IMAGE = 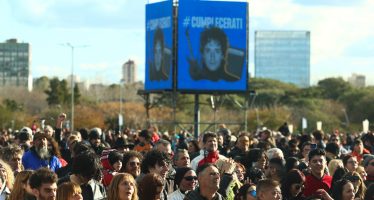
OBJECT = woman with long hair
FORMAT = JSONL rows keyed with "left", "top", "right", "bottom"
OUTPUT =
{"left": 8, "top": 170, "right": 34, "bottom": 200}
{"left": 328, "top": 159, "right": 343, "bottom": 177}
{"left": 331, "top": 179, "right": 355, "bottom": 200}
{"left": 343, "top": 155, "right": 358, "bottom": 173}
{"left": 107, "top": 173, "right": 138, "bottom": 200}
{"left": 281, "top": 169, "right": 306, "bottom": 200}
{"left": 138, "top": 173, "right": 164, "bottom": 200}
{"left": 0, "top": 159, "right": 15, "bottom": 198}
{"left": 343, "top": 171, "right": 367, "bottom": 200}
{"left": 56, "top": 182, "right": 82, "bottom": 200}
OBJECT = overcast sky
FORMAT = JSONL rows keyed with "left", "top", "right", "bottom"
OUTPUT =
{"left": 1, "top": 0, "right": 373, "bottom": 85}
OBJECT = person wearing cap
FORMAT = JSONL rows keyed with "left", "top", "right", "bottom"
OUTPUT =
{"left": 22, "top": 132, "right": 62, "bottom": 172}
{"left": 16, "top": 127, "right": 33, "bottom": 152}
{"left": 114, "top": 137, "right": 133, "bottom": 153}
{"left": 364, "top": 154, "right": 374, "bottom": 187}
{"left": 89, "top": 128, "right": 106, "bottom": 156}
{"left": 167, "top": 167, "right": 197, "bottom": 200}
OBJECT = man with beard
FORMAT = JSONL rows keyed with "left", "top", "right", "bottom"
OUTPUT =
{"left": 29, "top": 168, "right": 58, "bottom": 200}
{"left": 22, "top": 132, "right": 62, "bottom": 172}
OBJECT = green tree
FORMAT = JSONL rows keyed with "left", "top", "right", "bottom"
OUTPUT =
{"left": 317, "top": 77, "right": 352, "bottom": 100}
{"left": 3, "top": 99, "right": 23, "bottom": 112}
{"left": 45, "top": 78, "right": 71, "bottom": 106}
{"left": 45, "top": 78, "right": 61, "bottom": 105}
{"left": 34, "top": 76, "right": 50, "bottom": 91}
{"left": 74, "top": 84, "right": 81, "bottom": 104}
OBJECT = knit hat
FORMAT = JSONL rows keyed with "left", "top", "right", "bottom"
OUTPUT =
{"left": 89, "top": 128, "right": 102, "bottom": 140}
{"left": 33, "top": 132, "right": 48, "bottom": 141}
{"left": 174, "top": 167, "right": 193, "bottom": 186}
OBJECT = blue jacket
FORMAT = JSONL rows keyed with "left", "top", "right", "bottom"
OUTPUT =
{"left": 22, "top": 148, "right": 62, "bottom": 172}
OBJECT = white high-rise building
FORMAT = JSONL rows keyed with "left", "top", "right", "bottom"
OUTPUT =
{"left": 348, "top": 73, "right": 365, "bottom": 88}
{"left": 122, "top": 60, "right": 136, "bottom": 84}
{"left": 255, "top": 31, "right": 310, "bottom": 88}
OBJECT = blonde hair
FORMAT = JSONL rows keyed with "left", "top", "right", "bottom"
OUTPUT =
{"left": 8, "top": 170, "right": 33, "bottom": 200}
{"left": 107, "top": 173, "right": 138, "bottom": 200}
{"left": 56, "top": 182, "right": 82, "bottom": 200}
{"left": 328, "top": 159, "right": 343, "bottom": 176}
{"left": 0, "top": 159, "right": 15, "bottom": 190}
{"left": 343, "top": 171, "right": 366, "bottom": 200}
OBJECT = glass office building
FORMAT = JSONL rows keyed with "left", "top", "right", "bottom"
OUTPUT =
{"left": 255, "top": 31, "right": 310, "bottom": 87}
{"left": 0, "top": 39, "right": 31, "bottom": 89}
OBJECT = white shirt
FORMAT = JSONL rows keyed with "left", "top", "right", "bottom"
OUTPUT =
{"left": 168, "top": 189, "right": 185, "bottom": 200}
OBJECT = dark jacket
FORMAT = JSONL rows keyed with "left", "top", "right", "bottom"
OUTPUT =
{"left": 227, "top": 146, "right": 246, "bottom": 161}
{"left": 58, "top": 175, "right": 106, "bottom": 200}
{"left": 184, "top": 188, "right": 226, "bottom": 200}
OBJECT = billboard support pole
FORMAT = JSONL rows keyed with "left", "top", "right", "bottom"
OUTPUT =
{"left": 194, "top": 94, "right": 200, "bottom": 138}
{"left": 244, "top": 93, "right": 248, "bottom": 132}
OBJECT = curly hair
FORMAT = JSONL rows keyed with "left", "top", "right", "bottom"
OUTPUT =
{"left": 199, "top": 27, "right": 228, "bottom": 64}
{"left": 140, "top": 150, "right": 171, "bottom": 174}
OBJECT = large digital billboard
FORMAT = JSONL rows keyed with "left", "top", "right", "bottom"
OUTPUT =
{"left": 145, "top": 1, "right": 173, "bottom": 91}
{"left": 177, "top": 0, "right": 248, "bottom": 92}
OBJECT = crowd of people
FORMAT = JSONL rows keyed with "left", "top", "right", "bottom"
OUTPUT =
{"left": 0, "top": 113, "right": 373, "bottom": 200}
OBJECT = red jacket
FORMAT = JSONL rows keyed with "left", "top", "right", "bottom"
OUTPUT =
{"left": 351, "top": 148, "right": 370, "bottom": 163}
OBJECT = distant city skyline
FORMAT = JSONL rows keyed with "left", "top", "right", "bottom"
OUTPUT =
{"left": 1, "top": 0, "right": 373, "bottom": 85}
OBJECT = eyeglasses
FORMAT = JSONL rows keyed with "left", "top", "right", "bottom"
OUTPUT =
{"left": 129, "top": 161, "right": 140, "bottom": 167}
{"left": 184, "top": 176, "right": 198, "bottom": 181}
{"left": 294, "top": 184, "right": 304, "bottom": 190}
{"left": 248, "top": 190, "right": 256, "bottom": 197}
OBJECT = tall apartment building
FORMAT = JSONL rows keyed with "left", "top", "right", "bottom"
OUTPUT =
{"left": 122, "top": 59, "right": 136, "bottom": 84}
{"left": 255, "top": 31, "right": 310, "bottom": 87}
{"left": 348, "top": 73, "right": 365, "bottom": 88}
{"left": 0, "top": 39, "right": 32, "bottom": 90}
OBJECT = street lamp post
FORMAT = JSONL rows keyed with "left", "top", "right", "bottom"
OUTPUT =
{"left": 119, "top": 80, "right": 124, "bottom": 132}
{"left": 66, "top": 43, "right": 75, "bottom": 132}
{"left": 63, "top": 43, "right": 88, "bottom": 131}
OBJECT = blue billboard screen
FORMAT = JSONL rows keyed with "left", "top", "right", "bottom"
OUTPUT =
{"left": 145, "top": 1, "right": 173, "bottom": 91}
{"left": 177, "top": 0, "right": 248, "bottom": 91}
